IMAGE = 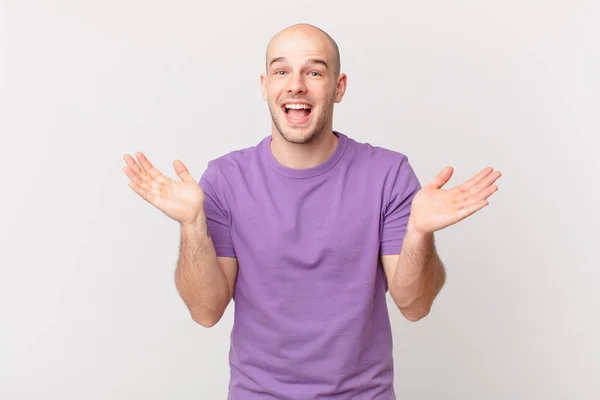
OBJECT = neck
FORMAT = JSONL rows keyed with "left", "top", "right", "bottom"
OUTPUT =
{"left": 270, "top": 129, "right": 338, "bottom": 169}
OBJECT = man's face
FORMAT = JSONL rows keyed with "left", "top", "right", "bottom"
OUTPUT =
{"left": 261, "top": 30, "right": 346, "bottom": 144}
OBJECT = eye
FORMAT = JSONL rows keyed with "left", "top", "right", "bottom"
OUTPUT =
{"left": 275, "top": 70, "right": 286, "bottom": 75}
{"left": 309, "top": 71, "right": 321, "bottom": 77}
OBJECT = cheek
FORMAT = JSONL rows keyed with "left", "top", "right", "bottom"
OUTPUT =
{"left": 266, "top": 86, "right": 283, "bottom": 103}
{"left": 266, "top": 92, "right": 282, "bottom": 113}
{"left": 310, "top": 83, "right": 333, "bottom": 101}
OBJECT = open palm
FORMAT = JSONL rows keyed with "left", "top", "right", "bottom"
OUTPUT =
{"left": 409, "top": 166, "right": 501, "bottom": 235}
{"left": 123, "top": 152, "right": 204, "bottom": 225}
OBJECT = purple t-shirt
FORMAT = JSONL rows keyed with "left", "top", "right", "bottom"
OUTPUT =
{"left": 199, "top": 131, "right": 421, "bottom": 399}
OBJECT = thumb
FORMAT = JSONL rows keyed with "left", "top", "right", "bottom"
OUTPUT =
{"left": 173, "top": 159, "right": 195, "bottom": 182}
{"left": 430, "top": 166, "right": 453, "bottom": 189}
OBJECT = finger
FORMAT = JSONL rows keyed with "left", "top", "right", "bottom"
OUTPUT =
{"left": 123, "top": 153, "right": 141, "bottom": 171}
{"left": 135, "top": 152, "right": 163, "bottom": 179}
{"left": 467, "top": 183, "right": 499, "bottom": 203}
{"left": 128, "top": 179, "right": 161, "bottom": 206}
{"left": 430, "top": 166, "right": 454, "bottom": 189}
{"left": 459, "top": 167, "right": 494, "bottom": 192}
{"left": 456, "top": 199, "right": 489, "bottom": 220}
{"left": 123, "top": 160, "right": 157, "bottom": 198}
{"left": 123, "top": 154, "right": 148, "bottom": 181}
{"left": 463, "top": 171, "right": 501, "bottom": 199}
{"left": 127, "top": 179, "right": 150, "bottom": 201}
{"left": 124, "top": 154, "right": 158, "bottom": 192}
{"left": 123, "top": 164, "right": 151, "bottom": 192}
{"left": 173, "top": 159, "right": 195, "bottom": 183}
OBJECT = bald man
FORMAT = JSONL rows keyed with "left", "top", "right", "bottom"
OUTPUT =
{"left": 123, "top": 23, "right": 501, "bottom": 400}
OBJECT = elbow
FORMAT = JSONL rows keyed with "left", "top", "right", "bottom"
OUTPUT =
{"left": 391, "top": 291, "right": 431, "bottom": 322}
{"left": 191, "top": 313, "right": 220, "bottom": 328}
{"left": 190, "top": 309, "right": 223, "bottom": 328}
{"left": 397, "top": 299, "right": 431, "bottom": 322}
{"left": 401, "top": 308, "right": 430, "bottom": 322}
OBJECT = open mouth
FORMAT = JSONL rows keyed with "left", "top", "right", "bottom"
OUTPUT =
{"left": 282, "top": 103, "right": 312, "bottom": 125}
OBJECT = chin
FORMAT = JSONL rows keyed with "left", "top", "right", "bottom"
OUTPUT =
{"left": 280, "top": 125, "right": 322, "bottom": 144}
{"left": 281, "top": 131, "right": 316, "bottom": 144}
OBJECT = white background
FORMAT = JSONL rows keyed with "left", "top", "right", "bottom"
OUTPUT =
{"left": 1, "top": 1, "right": 598, "bottom": 398}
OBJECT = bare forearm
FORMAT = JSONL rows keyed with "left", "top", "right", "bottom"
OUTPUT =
{"left": 390, "top": 227, "right": 446, "bottom": 321}
{"left": 174, "top": 214, "right": 230, "bottom": 327}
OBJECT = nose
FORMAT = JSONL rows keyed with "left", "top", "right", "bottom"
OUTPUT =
{"left": 287, "top": 72, "right": 307, "bottom": 94}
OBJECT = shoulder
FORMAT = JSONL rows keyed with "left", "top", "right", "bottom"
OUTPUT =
{"left": 343, "top": 133, "right": 412, "bottom": 173}
{"left": 201, "top": 137, "right": 267, "bottom": 183}
{"left": 206, "top": 142, "right": 263, "bottom": 173}
{"left": 342, "top": 133, "right": 421, "bottom": 196}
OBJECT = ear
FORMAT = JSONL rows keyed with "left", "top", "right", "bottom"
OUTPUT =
{"left": 334, "top": 73, "right": 347, "bottom": 103}
{"left": 260, "top": 73, "right": 268, "bottom": 101}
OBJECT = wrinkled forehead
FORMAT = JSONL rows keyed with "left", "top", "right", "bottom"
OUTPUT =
{"left": 266, "top": 30, "right": 334, "bottom": 69}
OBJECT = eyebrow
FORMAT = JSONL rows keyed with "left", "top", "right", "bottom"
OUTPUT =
{"left": 268, "top": 56, "right": 329, "bottom": 70}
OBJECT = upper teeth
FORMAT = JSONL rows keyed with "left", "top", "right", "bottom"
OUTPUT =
{"left": 285, "top": 104, "right": 311, "bottom": 109}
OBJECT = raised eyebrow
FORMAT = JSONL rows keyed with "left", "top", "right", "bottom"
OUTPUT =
{"left": 268, "top": 56, "right": 286, "bottom": 68}
{"left": 268, "top": 57, "right": 329, "bottom": 70}
{"left": 306, "top": 58, "right": 328, "bottom": 69}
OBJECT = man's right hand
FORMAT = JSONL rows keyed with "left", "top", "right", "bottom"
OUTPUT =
{"left": 123, "top": 152, "right": 205, "bottom": 226}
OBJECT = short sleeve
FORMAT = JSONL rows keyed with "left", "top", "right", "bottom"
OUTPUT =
{"left": 380, "top": 155, "right": 422, "bottom": 255}
{"left": 198, "top": 161, "right": 236, "bottom": 258}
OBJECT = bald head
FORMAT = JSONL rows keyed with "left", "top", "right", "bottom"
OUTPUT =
{"left": 266, "top": 24, "right": 341, "bottom": 77}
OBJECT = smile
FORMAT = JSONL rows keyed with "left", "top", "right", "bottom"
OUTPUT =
{"left": 282, "top": 103, "right": 312, "bottom": 125}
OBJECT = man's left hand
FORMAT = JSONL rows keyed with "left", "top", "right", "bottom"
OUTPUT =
{"left": 408, "top": 166, "right": 502, "bottom": 236}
